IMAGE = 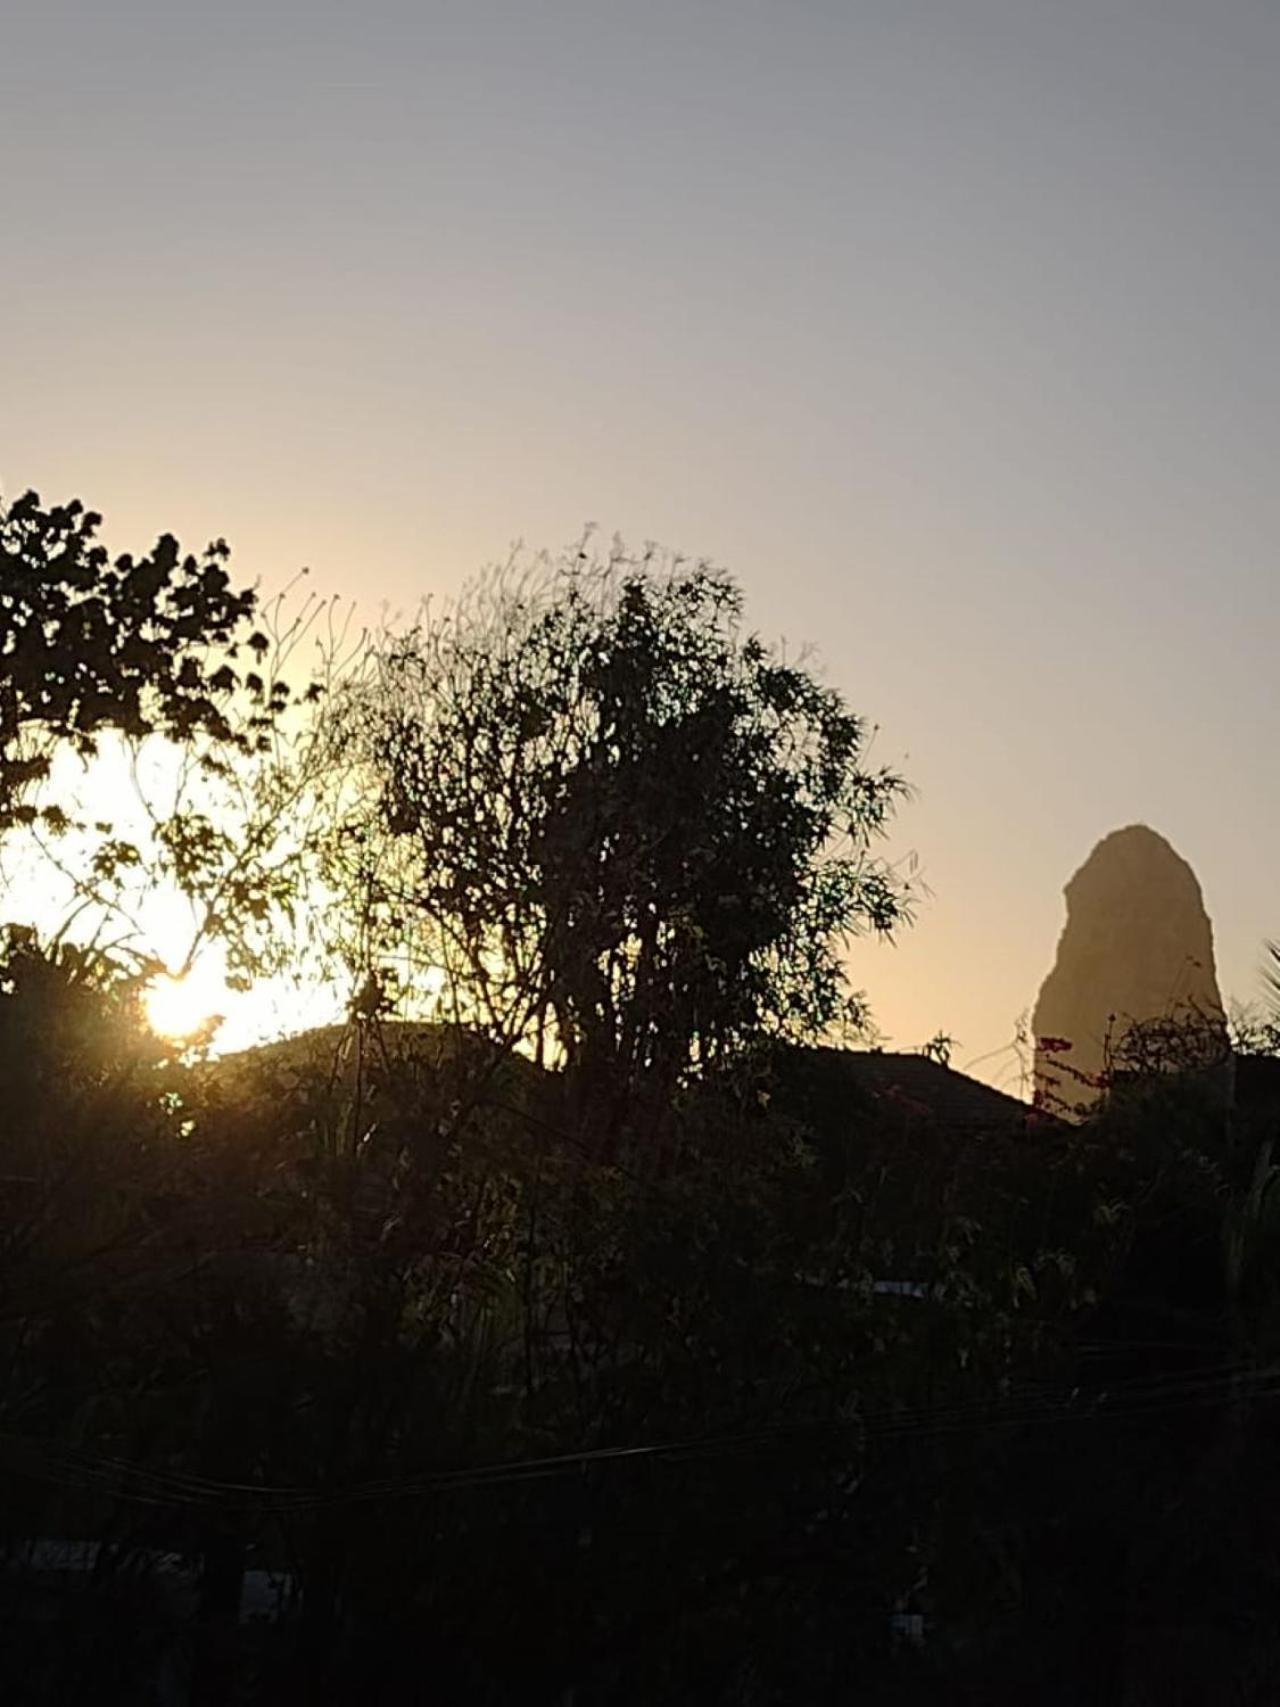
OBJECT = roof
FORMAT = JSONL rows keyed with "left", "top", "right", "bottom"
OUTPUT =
{"left": 783, "top": 1047, "right": 1035, "bottom": 1134}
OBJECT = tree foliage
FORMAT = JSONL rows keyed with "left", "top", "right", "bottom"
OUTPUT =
{"left": 0, "top": 489, "right": 340, "bottom": 994}
{"left": 330, "top": 539, "right": 911, "bottom": 1104}
{"left": 0, "top": 490, "right": 282, "bottom": 829}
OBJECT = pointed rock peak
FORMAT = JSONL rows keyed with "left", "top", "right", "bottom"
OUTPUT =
{"left": 1033, "top": 824, "right": 1225, "bottom": 1117}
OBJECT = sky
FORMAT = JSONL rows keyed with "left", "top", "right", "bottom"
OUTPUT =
{"left": 3, "top": 1, "right": 1279, "bottom": 1090}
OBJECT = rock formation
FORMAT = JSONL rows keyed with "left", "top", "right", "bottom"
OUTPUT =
{"left": 1033, "top": 824, "right": 1226, "bottom": 1116}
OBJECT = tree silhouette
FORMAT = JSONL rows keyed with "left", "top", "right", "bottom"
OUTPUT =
{"left": 329, "top": 537, "right": 912, "bottom": 1120}
{"left": 0, "top": 489, "right": 342, "bottom": 998}
{"left": 0, "top": 489, "right": 271, "bottom": 835}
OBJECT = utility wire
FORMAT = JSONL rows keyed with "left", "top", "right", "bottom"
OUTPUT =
{"left": 2, "top": 1357, "right": 1274, "bottom": 1515}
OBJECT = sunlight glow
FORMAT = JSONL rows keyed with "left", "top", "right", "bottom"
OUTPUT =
{"left": 1, "top": 736, "right": 347, "bottom": 1055}
{"left": 4, "top": 738, "right": 453, "bottom": 1058}
{"left": 144, "top": 964, "right": 228, "bottom": 1041}
{"left": 141, "top": 946, "right": 346, "bottom": 1053}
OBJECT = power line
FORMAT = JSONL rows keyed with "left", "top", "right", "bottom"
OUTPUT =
{"left": 2, "top": 1357, "right": 1272, "bottom": 1515}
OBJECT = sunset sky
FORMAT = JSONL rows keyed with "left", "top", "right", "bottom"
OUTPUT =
{"left": 4, "top": 1, "right": 1279, "bottom": 1090}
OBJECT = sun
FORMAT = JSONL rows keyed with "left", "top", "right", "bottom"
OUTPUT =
{"left": 143, "top": 961, "right": 230, "bottom": 1041}
{"left": 141, "top": 942, "right": 347, "bottom": 1053}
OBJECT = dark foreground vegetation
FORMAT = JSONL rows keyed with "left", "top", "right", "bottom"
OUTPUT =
{"left": 3, "top": 490, "right": 1280, "bottom": 1702}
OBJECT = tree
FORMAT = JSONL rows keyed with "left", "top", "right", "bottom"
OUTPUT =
{"left": 328, "top": 537, "right": 912, "bottom": 1114}
{"left": 0, "top": 490, "right": 275, "bottom": 829}
{"left": 0, "top": 488, "right": 339, "bottom": 996}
